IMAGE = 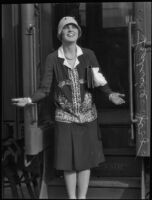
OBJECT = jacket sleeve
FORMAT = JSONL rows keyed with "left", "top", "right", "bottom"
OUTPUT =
{"left": 88, "top": 50, "right": 113, "bottom": 97}
{"left": 30, "top": 54, "right": 54, "bottom": 103}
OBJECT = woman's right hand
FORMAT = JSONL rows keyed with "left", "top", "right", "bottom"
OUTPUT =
{"left": 11, "top": 97, "right": 32, "bottom": 107}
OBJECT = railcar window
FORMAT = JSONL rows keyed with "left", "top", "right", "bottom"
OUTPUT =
{"left": 102, "top": 2, "right": 133, "bottom": 28}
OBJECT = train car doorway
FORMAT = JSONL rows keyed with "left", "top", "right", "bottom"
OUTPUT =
{"left": 39, "top": 3, "right": 150, "bottom": 199}
{"left": 51, "top": 2, "right": 136, "bottom": 178}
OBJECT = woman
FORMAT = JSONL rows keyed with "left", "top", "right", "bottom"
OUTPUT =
{"left": 12, "top": 16, "right": 125, "bottom": 199}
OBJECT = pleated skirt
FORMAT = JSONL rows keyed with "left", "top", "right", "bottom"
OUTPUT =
{"left": 54, "top": 119, "right": 105, "bottom": 171}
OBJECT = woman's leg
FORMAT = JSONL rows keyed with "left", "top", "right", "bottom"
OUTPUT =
{"left": 77, "top": 169, "right": 90, "bottom": 199}
{"left": 64, "top": 170, "right": 77, "bottom": 199}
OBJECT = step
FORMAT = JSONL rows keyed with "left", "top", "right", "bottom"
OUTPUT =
{"left": 90, "top": 177, "right": 140, "bottom": 188}
{"left": 48, "top": 177, "right": 140, "bottom": 188}
{"left": 47, "top": 177, "right": 141, "bottom": 199}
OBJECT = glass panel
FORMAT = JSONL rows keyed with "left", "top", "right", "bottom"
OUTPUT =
{"left": 102, "top": 2, "right": 133, "bottom": 28}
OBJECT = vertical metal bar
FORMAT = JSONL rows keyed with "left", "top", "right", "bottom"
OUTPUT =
{"left": 28, "top": 25, "right": 37, "bottom": 123}
{"left": 29, "top": 25, "right": 35, "bottom": 123}
{"left": 32, "top": 26, "right": 38, "bottom": 122}
{"left": 21, "top": 4, "right": 34, "bottom": 96}
{"left": 21, "top": 4, "right": 37, "bottom": 124}
{"left": 128, "top": 18, "right": 136, "bottom": 141}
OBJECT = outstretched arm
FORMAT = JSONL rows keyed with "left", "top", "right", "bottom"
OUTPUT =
{"left": 91, "top": 67, "right": 125, "bottom": 105}
{"left": 88, "top": 50, "right": 125, "bottom": 105}
{"left": 11, "top": 54, "right": 53, "bottom": 107}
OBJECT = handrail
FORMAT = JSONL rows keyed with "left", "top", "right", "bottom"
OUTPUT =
{"left": 127, "top": 17, "right": 138, "bottom": 141}
{"left": 32, "top": 25, "right": 38, "bottom": 122}
{"left": 26, "top": 24, "right": 38, "bottom": 123}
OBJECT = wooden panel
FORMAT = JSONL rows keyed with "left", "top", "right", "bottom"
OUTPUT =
{"left": 99, "top": 125, "right": 134, "bottom": 148}
{"left": 98, "top": 109, "right": 130, "bottom": 125}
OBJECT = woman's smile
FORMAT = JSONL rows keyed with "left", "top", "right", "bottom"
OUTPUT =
{"left": 67, "top": 32, "right": 75, "bottom": 37}
{"left": 62, "top": 24, "right": 79, "bottom": 42}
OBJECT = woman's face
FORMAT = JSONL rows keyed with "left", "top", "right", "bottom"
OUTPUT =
{"left": 61, "top": 23, "right": 79, "bottom": 43}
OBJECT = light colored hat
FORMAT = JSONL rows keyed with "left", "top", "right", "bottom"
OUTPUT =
{"left": 57, "top": 16, "right": 82, "bottom": 40}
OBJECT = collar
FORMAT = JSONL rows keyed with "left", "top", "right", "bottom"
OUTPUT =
{"left": 58, "top": 45, "right": 83, "bottom": 58}
{"left": 58, "top": 45, "right": 83, "bottom": 69}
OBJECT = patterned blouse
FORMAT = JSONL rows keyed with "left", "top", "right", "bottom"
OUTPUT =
{"left": 31, "top": 45, "right": 112, "bottom": 123}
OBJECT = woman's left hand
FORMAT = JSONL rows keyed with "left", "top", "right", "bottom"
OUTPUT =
{"left": 109, "top": 93, "right": 125, "bottom": 105}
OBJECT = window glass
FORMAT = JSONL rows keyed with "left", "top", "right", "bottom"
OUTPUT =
{"left": 102, "top": 2, "right": 133, "bottom": 28}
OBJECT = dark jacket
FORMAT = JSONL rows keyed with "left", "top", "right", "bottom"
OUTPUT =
{"left": 31, "top": 47, "right": 112, "bottom": 123}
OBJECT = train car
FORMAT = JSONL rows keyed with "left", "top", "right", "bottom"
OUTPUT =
{"left": 2, "top": 2, "right": 151, "bottom": 199}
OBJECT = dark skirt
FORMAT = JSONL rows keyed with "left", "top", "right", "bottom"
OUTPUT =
{"left": 54, "top": 119, "right": 105, "bottom": 171}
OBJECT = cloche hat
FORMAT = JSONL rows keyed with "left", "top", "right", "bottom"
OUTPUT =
{"left": 57, "top": 16, "right": 82, "bottom": 40}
